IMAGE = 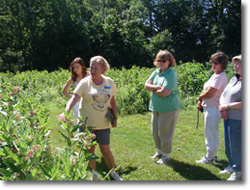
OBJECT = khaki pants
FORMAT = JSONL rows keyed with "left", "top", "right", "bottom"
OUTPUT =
{"left": 151, "top": 110, "right": 179, "bottom": 156}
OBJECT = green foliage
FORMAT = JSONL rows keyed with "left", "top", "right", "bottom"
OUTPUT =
{"left": 0, "top": 0, "right": 241, "bottom": 72}
{"left": 176, "top": 61, "right": 211, "bottom": 96}
{"left": 0, "top": 63, "right": 236, "bottom": 180}
{"left": 0, "top": 82, "right": 52, "bottom": 180}
{"left": 107, "top": 66, "right": 154, "bottom": 115}
{"left": 0, "top": 77, "right": 97, "bottom": 180}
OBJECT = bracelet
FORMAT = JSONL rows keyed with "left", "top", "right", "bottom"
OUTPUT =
{"left": 227, "top": 104, "right": 230, "bottom": 109}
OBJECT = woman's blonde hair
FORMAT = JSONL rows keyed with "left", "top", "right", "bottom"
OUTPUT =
{"left": 232, "top": 55, "right": 241, "bottom": 63}
{"left": 90, "top": 56, "right": 110, "bottom": 74}
{"left": 153, "top": 50, "right": 176, "bottom": 67}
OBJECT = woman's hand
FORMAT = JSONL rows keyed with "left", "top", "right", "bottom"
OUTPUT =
{"left": 220, "top": 110, "right": 228, "bottom": 120}
{"left": 145, "top": 80, "right": 162, "bottom": 92}
{"left": 112, "top": 117, "right": 117, "bottom": 128}
{"left": 57, "top": 113, "right": 66, "bottom": 122}
{"left": 219, "top": 104, "right": 228, "bottom": 111}
{"left": 197, "top": 100, "right": 203, "bottom": 112}
{"left": 154, "top": 85, "right": 162, "bottom": 91}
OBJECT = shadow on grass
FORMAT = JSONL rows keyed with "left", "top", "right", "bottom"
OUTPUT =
{"left": 96, "top": 157, "right": 138, "bottom": 180}
{"left": 167, "top": 158, "right": 226, "bottom": 180}
{"left": 213, "top": 159, "right": 229, "bottom": 170}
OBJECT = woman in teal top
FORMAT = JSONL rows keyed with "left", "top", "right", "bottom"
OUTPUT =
{"left": 145, "top": 50, "right": 182, "bottom": 165}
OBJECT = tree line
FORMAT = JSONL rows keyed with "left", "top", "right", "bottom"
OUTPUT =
{"left": 0, "top": 0, "right": 241, "bottom": 72}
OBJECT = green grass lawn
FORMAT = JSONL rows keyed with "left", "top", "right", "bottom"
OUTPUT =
{"left": 48, "top": 104, "right": 230, "bottom": 181}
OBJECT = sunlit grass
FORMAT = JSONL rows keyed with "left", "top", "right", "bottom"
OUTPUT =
{"left": 48, "top": 104, "right": 230, "bottom": 181}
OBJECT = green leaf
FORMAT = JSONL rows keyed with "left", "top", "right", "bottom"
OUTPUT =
{"left": 31, "top": 168, "right": 38, "bottom": 177}
{"left": 38, "top": 163, "right": 50, "bottom": 180}
{"left": 58, "top": 130, "right": 70, "bottom": 142}
{"left": 0, "top": 168, "right": 12, "bottom": 178}
{"left": 71, "top": 125, "right": 79, "bottom": 133}
{"left": 0, "top": 151, "right": 6, "bottom": 156}
{"left": 4, "top": 146, "right": 21, "bottom": 164}
{"left": 60, "top": 122, "right": 68, "bottom": 130}
{"left": 51, "top": 158, "right": 60, "bottom": 179}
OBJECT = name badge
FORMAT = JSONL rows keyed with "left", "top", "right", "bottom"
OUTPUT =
{"left": 104, "top": 86, "right": 111, "bottom": 89}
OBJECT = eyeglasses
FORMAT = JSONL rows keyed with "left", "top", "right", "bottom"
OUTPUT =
{"left": 157, "top": 60, "right": 166, "bottom": 63}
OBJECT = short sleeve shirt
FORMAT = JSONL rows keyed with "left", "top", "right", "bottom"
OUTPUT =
{"left": 148, "top": 68, "right": 182, "bottom": 112}
{"left": 202, "top": 72, "right": 227, "bottom": 107}
{"left": 220, "top": 76, "right": 241, "bottom": 120}
{"left": 73, "top": 75, "right": 118, "bottom": 130}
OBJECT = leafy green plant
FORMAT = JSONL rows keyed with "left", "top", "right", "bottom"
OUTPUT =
{"left": 49, "top": 115, "right": 98, "bottom": 180}
{"left": 0, "top": 79, "right": 97, "bottom": 180}
{"left": 0, "top": 81, "right": 52, "bottom": 180}
{"left": 176, "top": 61, "right": 211, "bottom": 96}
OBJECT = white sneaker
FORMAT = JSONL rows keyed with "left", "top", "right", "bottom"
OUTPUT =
{"left": 110, "top": 171, "right": 123, "bottom": 181}
{"left": 227, "top": 171, "right": 241, "bottom": 181}
{"left": 156, "top": 154, "right": 170, "bottom": 165}
{"left": 196, "top": 156, "right": 214, "bottom": 164}
{"left": 91, "top": 171, "right": 98, "bottom": 181}
{"left": 219, "top": 165, "right": 233, "bottom": 174}
{"left": 150, "top": 152, "right": 162, "bottom": 159}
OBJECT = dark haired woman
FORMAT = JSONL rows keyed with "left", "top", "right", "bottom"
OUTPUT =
{"left": 62, "top": 57, "right": 89, "bottom": 125}
{"left": 196, "top": 52, "right": 228, "bottom": 164}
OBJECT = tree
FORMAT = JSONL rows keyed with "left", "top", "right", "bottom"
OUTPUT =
{"left": 0, "top": 0, "right": 241, "bottom": 72}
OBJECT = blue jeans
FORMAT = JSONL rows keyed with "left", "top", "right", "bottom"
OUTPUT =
{"left": 224, "top": 119, "right": 241, "bottom": 172}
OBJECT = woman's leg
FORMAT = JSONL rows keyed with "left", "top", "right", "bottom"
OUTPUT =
{"left": 204, "top": 107, "right": 221, "bottom": 160}
{"left": 99, "top": 144, "right": 115, "bottom": 171}
{"left": 158, "top": 110, "right": 179, "bottom": 156}
{"left": 151, "top": 111, "right": 161, "bottom": 152}
{"left": 88, "top": 145, "right": 96, "bottom": 171}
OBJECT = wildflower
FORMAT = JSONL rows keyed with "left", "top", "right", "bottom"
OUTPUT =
{"left": 32, "top": 145, "right": 40, "bottom": 152}
{"left": 84, "top": 135, "right": 89, "bottom": 140}
{"left": 84, "top": 141, "right": 90, "bottom": 147}
{"left": 91, "top": 133, "right": 96, "bottom": 140}
{"left": 61, "top": 174, "right": 66, "bottom": 179}
{"left": 8, "top": 91, "right": 12, "bottom": 97}
{"left": 13, "top": 86, "right": 21, "bottom": 93}
{"left": 70, "top": 120, "right": 75, "bottom": 126}
{"left": 25, "top": 150, "right": 35, "bottom": 160}
{"left": 0, "top": 94, "right": 2, "bottom": 98}
{"left": 29, "top": 110, "right": 37, "bottom": 118}
{"left": 32, "top": 110, "right": 37, "bottom": 116}
{"left": 25, "top": 145, "right": 40, "bottom": 160}
{"left": 13, "top": 173, "right": 20, "bottom": 179}
{"left": 14, "top": 113, "right": 21, "bottom": 120}
{"left": 72, "top": 157, "right": 78, "bottom": 165}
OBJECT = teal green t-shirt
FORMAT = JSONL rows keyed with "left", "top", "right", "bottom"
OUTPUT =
{"left": 148, "top": 68, "right": 182, "bottom": 112}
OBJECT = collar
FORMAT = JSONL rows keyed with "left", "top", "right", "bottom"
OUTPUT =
{"left": 158, "top": 67, "right": 172, "bottom": 75}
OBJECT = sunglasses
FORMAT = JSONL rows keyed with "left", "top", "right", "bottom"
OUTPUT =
{"left": 157, "top": 60, "right": 167, "bottom": 63}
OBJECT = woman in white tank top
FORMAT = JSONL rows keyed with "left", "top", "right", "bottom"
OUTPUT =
{"left": 62, "top": 57, "right": 89, "bottom": 125}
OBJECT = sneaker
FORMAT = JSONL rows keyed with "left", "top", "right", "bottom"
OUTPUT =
{"left": 150, "top": 152, "right": 162, "bottom": 159}
{"left": 156, "top": 155, "right": 170, "bottom": 165}
{"left": 219, "top": 165, "right": 233, "bottom": 174}
{"left": 91, "top": 171, "right": 98, "bottom": 181}
{"left": 110, "top": 171, "right": 123, "bottom": 181}
{"left": 227, "top": 171, "right": 241, "bottom": 181}
{"left": 196, "top": 156, "right": 214, "bottom": 164}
